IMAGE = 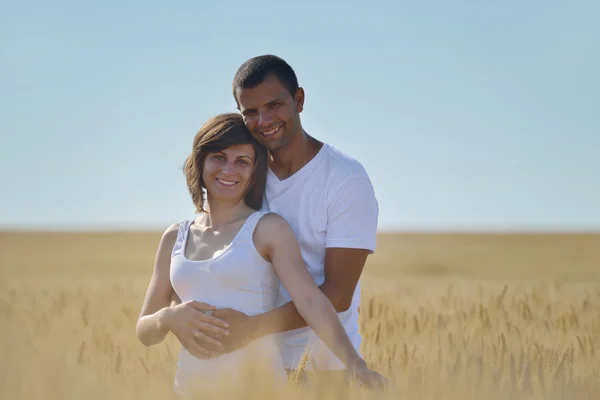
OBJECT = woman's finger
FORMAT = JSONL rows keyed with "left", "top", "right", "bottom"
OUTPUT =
{"left": 185, "top": 342, "right": 221, "bottom": 360}
{"left": 188, "top": 303, "right": 230, "bottom": 329}
{"left": 191, "top": 327, "right": 225, "bottom": 351}
{"left": 196, "top": 320, "right": 229, "bottom": 337}
{"left": 173, "top": 333, "right": 221, "bottom": 360}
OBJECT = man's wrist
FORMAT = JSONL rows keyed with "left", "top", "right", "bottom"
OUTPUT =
{"left": 249, "top": 313, "right": 272, "bottom": 340}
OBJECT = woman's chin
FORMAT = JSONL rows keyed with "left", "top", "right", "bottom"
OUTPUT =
{"left": 206, "top": 190, "right": 244, "bottom": 204}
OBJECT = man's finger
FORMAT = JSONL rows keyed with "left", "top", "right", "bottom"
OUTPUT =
{"left": 170, "top": 291, "right": 182, "bottom": 305}
{"left": 211, "top": 308, "right": 234, "bottom": 318}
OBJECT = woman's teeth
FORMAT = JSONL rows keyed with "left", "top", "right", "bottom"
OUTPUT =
{"left": 216, "top": 178, "right": 237, "bottom": 186}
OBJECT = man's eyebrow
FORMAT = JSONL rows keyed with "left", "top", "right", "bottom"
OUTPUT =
{"left": 241, "top": 97, "right": 285, "bottom": 113}
{"left": 267, "top": 97, "right": 284, "bottom": 105}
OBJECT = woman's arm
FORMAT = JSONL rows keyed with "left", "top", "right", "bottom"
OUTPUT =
{"left": 254, "top": 213, "right": 365, "bottom": 370}
{"left": 135, "top": 224, "right": 180, "bottom": 346}
{"left": 136, "top": 224, "right": 232, "bottom": 354}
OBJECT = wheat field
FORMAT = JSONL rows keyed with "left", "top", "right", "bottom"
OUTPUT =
{"left": 1, "top": 231, "right": 599, "bottom": 399}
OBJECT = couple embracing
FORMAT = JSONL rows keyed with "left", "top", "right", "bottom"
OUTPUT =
{"left": 136, "top": 54, "right": 389, "bottom": 396}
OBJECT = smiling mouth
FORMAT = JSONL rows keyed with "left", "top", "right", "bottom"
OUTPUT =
{"left": 261, "top": 125, "right": 282, "bottom": 139}
{"left": 216, "top": 178, "right": 238, "bottom": 187}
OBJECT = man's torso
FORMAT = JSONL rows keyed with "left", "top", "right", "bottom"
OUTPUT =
{"left": 261, "top": 143, "right": 375, "bottom": 370}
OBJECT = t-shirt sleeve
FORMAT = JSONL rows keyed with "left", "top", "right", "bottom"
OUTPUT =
{"left": 325, "top": 176, "right": 379, "bottom": 253}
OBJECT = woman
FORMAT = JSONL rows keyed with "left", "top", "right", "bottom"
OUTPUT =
{"left": 136, "top": 113, "right": 387, "bottom": 395}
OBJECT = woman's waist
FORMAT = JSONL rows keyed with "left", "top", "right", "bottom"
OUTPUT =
{"left": 174, "top": 337, "right": 285, "bottom": 395}
{"left": 177, "top": 336, "right": 281, "bottom": 368}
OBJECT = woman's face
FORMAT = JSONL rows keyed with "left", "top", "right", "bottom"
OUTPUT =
{"left": 202, "top": 144, "right": 256, "bottom": 204}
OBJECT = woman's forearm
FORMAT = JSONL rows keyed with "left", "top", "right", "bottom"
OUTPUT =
{"left": 136, "top": 307, "right": 171, "bottom": 346}
{"left": 295, "top": 292, "right": 365, "bottom": 369}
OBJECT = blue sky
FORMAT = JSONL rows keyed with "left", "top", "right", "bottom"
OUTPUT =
{"left": 1, "top": 0, "right": 598, "bottom": 232}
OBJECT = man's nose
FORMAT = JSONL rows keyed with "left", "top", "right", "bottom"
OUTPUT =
{"left": 258, "top": 111, "right": 272, "bottom": 128}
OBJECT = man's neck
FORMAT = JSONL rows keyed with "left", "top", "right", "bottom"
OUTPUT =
{"left": 200, "top": 199, "right": 252, "bottom": 230}
{"left": 270, "top": 129, "right": 323, "bottom": 180}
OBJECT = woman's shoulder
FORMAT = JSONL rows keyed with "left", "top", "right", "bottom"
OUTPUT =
{"left": 255, "top": 211, "right": 290, "bottom": 230}
{"left": 163, "top": 222, "right": 181, "bottom": 236}
{"left": 253, "top": 212, "right": 295, "bottom": 246}
{"left": 158, "top": 222, "right": 184, "bottom": 248}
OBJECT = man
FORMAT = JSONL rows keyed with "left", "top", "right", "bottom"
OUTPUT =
{"left": 171, "top": 55, "right": 382, "bottom": 384}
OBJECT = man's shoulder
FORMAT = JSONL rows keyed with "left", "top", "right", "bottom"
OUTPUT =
{"left": 320, "top": 143, "right": 371, "bottom": 181}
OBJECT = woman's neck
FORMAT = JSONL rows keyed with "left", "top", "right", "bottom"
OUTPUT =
{"left": 200, "top": 197, "right": 253, "bottom": 230}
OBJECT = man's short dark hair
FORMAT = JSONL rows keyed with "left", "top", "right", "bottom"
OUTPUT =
{"left": 232, "top": 55, "right": 299, "bottom": 100}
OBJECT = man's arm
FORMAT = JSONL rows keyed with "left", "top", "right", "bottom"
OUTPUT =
{"left": 250, "top": 247, "right": 369, "bottom": 335}
{"left": 212, "top": 247, "right": 369, "bottom": 351}
{"left": 214, "top": 175, "right": 378, "bottom": 348}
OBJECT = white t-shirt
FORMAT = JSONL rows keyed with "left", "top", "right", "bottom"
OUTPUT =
{"left": 261, "top": 142, "right": 379, "bottom": 371}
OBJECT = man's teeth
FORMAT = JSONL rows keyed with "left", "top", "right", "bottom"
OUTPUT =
{"left": 263, "top": 126, "right": 280, "bottom": 136}
{"left": 216, "top": 179, "right": 237, "bottom": 186}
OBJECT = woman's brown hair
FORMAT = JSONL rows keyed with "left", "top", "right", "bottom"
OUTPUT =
{"left": 183, "top": 113, "right": 268, "bottom": 213}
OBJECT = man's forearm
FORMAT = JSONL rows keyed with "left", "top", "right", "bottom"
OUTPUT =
{"left": 253, "top": 284, "right": 348, "bottom": 338}
{"left": 253, "top": 299, "right": 305, "bottom": 337}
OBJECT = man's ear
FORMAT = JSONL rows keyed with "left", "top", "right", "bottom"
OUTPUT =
{"left": 295, "top": 87, "right": 305, "bottom": 113}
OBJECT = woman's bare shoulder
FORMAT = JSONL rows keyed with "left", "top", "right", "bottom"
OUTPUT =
{"left": 157, "top": 223, "right": 181, "bottom": 249}
{"left": 253, "top": 212, "right": 295, "bottom": 252}
{"left": 163, "top": 222, "right": 180, "bottom": 238}
{"left": 256, "top": 212, "right": 292, "bottom": 233}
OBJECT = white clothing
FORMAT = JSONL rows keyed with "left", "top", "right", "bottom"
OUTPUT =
{"left": 169, "top": 211, "right": 286, "bottom": 395}
{"left": 261, "top": 143, "right": 379, "bottom": 371}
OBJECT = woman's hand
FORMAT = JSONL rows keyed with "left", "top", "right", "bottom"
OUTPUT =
{"left": 161, "top": 300, "right": 230, "bottom": 359}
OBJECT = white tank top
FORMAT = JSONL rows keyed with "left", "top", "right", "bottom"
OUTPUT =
{"left": 170, "top": 210, "right": 280, "bottom": 314}
{"left": 169, "top": 211, "right": 286, "bottom": 395}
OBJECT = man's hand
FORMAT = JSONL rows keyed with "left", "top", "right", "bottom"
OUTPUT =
{"left": 211, "top": 308, "right": 260, "bottom": 353}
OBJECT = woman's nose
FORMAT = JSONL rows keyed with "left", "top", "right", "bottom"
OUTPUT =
{"left": 221, "top": 161, "right": 235, "bottom": 174}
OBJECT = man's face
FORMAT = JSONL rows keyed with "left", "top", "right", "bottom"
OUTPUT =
{"left": 235, "top": 74, "right": 304, "bottom": 152}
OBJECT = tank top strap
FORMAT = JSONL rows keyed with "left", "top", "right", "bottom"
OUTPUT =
{"left": 171, "top": 220, "right": 192, "bottom": 258}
